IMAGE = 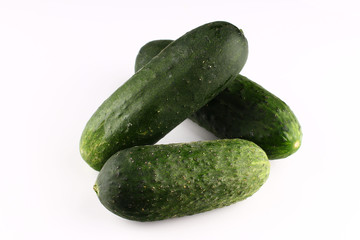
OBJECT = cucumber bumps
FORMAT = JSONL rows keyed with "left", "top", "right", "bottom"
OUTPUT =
{"left": 94, "top": 139, "right": 270, "bottom": 221}
{"left": 80, "top": 21, "right": 248, "bottom": 170}
{"left": 135, "top": 40, "right": 302, "bottom": 159}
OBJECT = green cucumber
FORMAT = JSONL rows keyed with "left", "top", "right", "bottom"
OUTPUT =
{"left": 80, "top": 21, "right": 248, "bottom": 170}
{"left": 94, "top": 139, "right": 270, "bottom": 221}
{"left": 135, "top": 40, "right": 302, "bottom": 159}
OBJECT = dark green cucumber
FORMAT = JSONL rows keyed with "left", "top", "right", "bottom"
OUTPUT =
{"left": 135, "top": 40, "right": 302, "bottom": 159}
{"left": 80, "top": 21, "right": 248, "bottom": 170}
{"left": 193, "top": 76, "right": 302, "bottom": 159}
{"left": 94, "top": 139, "right": 270, "bottom": 221}
{"left": 135, "top": 40, "right": 173, "bottom": 73}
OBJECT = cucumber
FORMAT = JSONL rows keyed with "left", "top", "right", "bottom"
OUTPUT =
{"left": 135, "top": 40, "right": 302, "bottom": 159}
{"left": 135, "top": 40, "right": 173, "bottom": 73}
{"left": 94, "top": 139, "right": 270, "bottom": 221}
{"left": 80, "top": 21, "right": 249, "bottom": 170}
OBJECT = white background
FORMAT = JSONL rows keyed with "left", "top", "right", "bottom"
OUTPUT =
{"left": 1, "top": 0, "right": 359, "bottom": 239}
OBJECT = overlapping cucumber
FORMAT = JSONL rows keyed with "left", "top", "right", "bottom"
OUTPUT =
{"left": 135, "top": 40, "right": 302, "bottom": 159}
{"left": 80, "top": 22, "right": 248, "bottom": 170}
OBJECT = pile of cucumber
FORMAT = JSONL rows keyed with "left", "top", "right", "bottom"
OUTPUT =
{"left": 80, "top": 21, "right": 302, "bottom": 222}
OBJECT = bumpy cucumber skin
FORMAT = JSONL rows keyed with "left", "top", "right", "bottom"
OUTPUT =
{"left": 94, "top": 139, "right": 270, "bottom": 222}
{"left": 135, "top": 40, "right": 302, "bottom": 159}
{"left": 80, "top": 22, "right": 249, "bottom": 170}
